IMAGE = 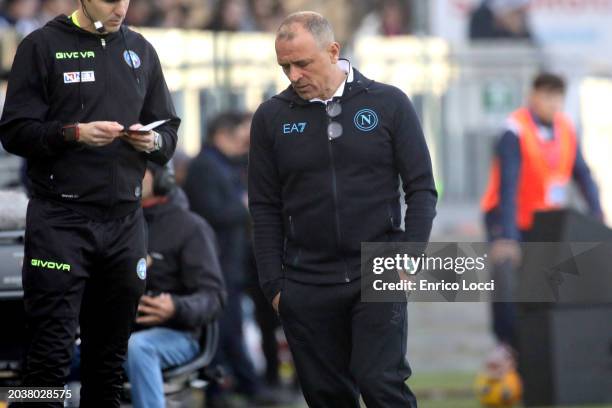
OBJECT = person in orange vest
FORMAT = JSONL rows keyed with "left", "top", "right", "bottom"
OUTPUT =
{"left": 481, "top": 72, "right": 603, "bottom": 349}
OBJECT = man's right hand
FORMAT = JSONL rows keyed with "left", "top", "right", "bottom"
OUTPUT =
{"left": 490, "top": 239, "right": 522, "bottom": 266}
{"left": 272, "top": 292, "right": 281, "bottom": 314}
{"left": 77, "top": 121, "right": 124, "bottom": 147}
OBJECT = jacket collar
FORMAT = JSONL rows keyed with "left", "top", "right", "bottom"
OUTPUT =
{"left": 273, "top": 63, "right": 373, "bottom": 107}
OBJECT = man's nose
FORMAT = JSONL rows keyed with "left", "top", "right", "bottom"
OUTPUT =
{"left": 115, "top": 0, "right": 129, "bottom": 17}
{"left": 288, "top": 66, "right": 303, "bottom": 83}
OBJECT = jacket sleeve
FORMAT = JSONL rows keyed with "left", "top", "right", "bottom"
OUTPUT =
{"left": 572, "top": 142, "right": 603, "bottom": 219}
{"left": 139, "top": 42, "right": 180, "bottom": 165}
{"left": 248, "top": 105, "right": 284, "bottom": 303}
{"left": 0, "top": 35, "right": 76, "bottom": 158}
{"left": 497, "top": 130, "right": 522, "bottom": 240}
{"left": 392, "top": 91, "right": 438, "bottom": 250}
{"left": 170, "top": 217, "right": 226, "bottom": 330}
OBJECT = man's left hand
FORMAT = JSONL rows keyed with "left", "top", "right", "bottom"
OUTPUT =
{"left": 122, "top": 123, "right": 155, "bottom": 152}
{"left": 136, "top": 293, "right": 176, "bottom": 326}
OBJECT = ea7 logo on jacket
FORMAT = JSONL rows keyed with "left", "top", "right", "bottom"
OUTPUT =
{"left": 31, "top": 258, "right": 71, "bottom": 271}
{"left": 283, "top": 122, "right": 307, "bottom": 134}
{"left": 55, "top": 51, "right": 95, "bottom": 59}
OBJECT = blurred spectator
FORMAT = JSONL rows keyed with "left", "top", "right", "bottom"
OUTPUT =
{"left": 235, "top": 111, "right": 252, "bottom": 154}
{"left": 184, "top": 112, "right": 281, "bottom": 406}
{"left": 0, "top": 0, "right": 40, "bottom": 37}
{"left": 36, "top": 0, "right": 74, "bottom": 26}
{"left": 250, "top": 0, "right": 285, "bottom": 32}
{"left": 481, "top": 72, "right": 603, "bottom": 350}
{"left": 124, "top": 0, "right": 155, "bottom": 27}
{"left": 171, "top": 149, "right": 192, "bottom": 187}
{"left": 233, "top": 111, "right": 286, "bottom": 389}
{"left": 182, "top": 0, "right": 214, "bottom": 29}
{"left": 205, "top": 0, "right": 255, "bottom": 32}
{"left": 149, "top": 0, "right": 188, "bottom": 28}
{"left": 469, "top": 0, "right": 532, "bottom": 41}
{"left": 354, "top": 0, "right": 413, "bottom": 38}
{"left": 158, "top": 5, "right": 187, "bottom": 28}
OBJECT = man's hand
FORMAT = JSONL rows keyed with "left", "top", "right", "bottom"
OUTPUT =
{"left": 398, "top": 268, "right": 410, "bottom": 283}
{"left": 78, "top": 121, "right": 123, "bottom": 147}
{"left": 122, "top": 123, "right": 155, "bottom": 152}
{"left": 272, "top": 292, "right": 281, "bottom": 314}
{"left": 490, "top": 239, "right": 522, "bottom": 266}
{"left": 136, "top": 293, "right": 176, "bottom": 326}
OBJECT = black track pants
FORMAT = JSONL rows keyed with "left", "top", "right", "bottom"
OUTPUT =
{"left": 278, "top": 278, "right": 417, "bottom": 408}
{"left": 13, "top": 198, "right": 146, "bottom": 408}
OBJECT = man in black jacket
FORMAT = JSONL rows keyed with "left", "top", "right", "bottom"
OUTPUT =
{"left": 0, "top": 1, "right": 179, "bottom": 406}
{"left": 249, "top": 12, "right": 437, "bottom": 408}
{"left": 124, "top": 163, "right": 225, "bottom": 408}
{"left": 184, "top": 113, "right": 277, "bottom": 406}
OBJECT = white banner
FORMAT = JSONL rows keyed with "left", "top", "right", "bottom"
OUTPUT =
{"left": 431, "top": 0, "right": 612, "bottom": 57}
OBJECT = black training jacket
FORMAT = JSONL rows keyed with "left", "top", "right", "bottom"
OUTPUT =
{"left": 248, "top": 68, "right": 437, "bottom": 302}
{"left": 142, "top": 197, "right": 226, "bottom": 339}
{"left": 0, "top": 15, "right": 180, "bottom": 220}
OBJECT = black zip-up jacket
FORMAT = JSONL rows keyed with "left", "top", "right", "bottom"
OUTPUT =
{"left": 0, "top": 15, "right": 180, "bottom": 220}
{"left": 248, "top": 68, "right": 437, "bottom": 302}
{"left": 142, "top": 197, "right": 226, "bottom": 339}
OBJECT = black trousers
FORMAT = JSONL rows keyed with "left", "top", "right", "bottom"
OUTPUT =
{"left": 13, "top": 198, "right": 146, "bottom": 408}
{"left": 208, "top": 283, "right": 261, "bottom": 398}
{"left": 484, "top": 210, "right": 521, "bottom": 350}
{"left": 247, "top": 283, "right": 281, "bottom": 386}
{"left": 278, "top": 278, "right": 417, "bottom": 408}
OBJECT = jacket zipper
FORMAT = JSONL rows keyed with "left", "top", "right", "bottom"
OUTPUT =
{"left": 289, "top": 215, "right": 295, "bottom": 238}
{"left": 325, "top": 107, "right": 350, "bottom": 282}
{"left": 100, "top": 36, "right": 117, "bottom": 211}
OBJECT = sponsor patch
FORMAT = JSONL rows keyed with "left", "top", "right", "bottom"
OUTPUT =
{"left": 63, "top": 71, "right": 95, "bottom": 84}
{"left": 136, "top": 258, "right": 147, "bottom": 280}
{"left": 123, "top": 50, "right": 141, "bottom": 69}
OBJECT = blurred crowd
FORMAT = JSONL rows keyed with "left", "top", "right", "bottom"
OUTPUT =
{"left": 0, "top": 0, "right": 419, "bottom": 44}
{"left": 0, "top": 0, "right": 537, "bottom": 48}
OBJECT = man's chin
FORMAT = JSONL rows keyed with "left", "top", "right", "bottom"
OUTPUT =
{"left": 105, "top": 22, "right": 122, "bottom": 32}
{"left": 293, "top": 88, "right": 314, "bottom": 100}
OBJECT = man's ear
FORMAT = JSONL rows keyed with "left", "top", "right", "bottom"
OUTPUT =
{"left": 328, "top": 41, "right": 340, "bottom": 63}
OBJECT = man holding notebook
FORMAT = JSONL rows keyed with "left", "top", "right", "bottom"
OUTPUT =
{"left": 0, "top": 1, "right": 179, "bottom": 405}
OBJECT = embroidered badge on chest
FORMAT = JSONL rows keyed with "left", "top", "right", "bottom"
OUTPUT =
{"left": 123, "top": 50, "right": 141, "bottom": 69}
{"left": 354, "top": 109, "right": 379, "bottom": 132}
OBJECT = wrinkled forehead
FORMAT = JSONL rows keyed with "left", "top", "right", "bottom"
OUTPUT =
{"left": 275, "top": 27, "right": 319, "bottom": 62}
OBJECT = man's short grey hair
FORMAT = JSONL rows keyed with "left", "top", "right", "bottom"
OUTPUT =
{"left": 276, "top": 11, "right": 335, "bottom": 49}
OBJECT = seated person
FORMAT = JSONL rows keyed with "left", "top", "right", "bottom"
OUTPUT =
{"left": 125, "top": 162, "right": 226, "bottom": 408}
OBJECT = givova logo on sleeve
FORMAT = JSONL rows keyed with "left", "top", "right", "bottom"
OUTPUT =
{"left": 30, "top": 258, "right": 71, "bottom": 271}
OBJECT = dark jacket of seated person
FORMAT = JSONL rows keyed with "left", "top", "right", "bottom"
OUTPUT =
{"left": 139, "top": 186, "right": 226, "bottom": 340}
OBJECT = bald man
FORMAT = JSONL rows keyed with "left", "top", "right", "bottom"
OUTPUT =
{"left": 248, "top": 11, "right": 436, "bottom": 408}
